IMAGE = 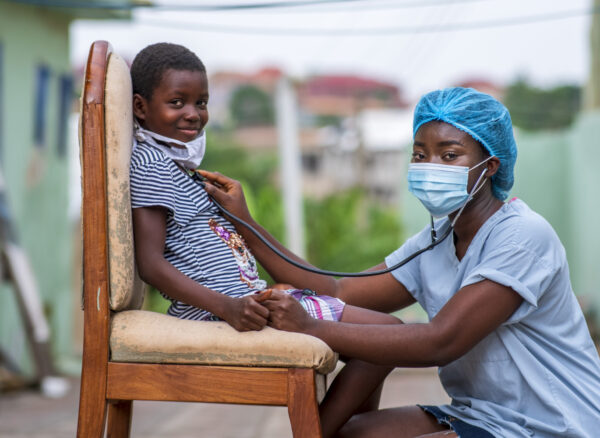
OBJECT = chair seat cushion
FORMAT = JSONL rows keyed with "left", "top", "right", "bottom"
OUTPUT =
{"left": 110, "top": 310, "right": 337, "bottom": 374}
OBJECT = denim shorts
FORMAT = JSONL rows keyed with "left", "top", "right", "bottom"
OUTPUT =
{"left": 419, "top": 405, "right": 495, "bottom": 438}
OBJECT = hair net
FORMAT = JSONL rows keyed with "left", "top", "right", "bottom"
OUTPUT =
{"left": 413, "top": 87, "right": 517, "bottom": 200}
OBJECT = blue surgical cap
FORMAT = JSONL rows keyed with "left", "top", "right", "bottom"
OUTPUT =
{"left": 413, "top": 87, "right": 517, "bottom": 200}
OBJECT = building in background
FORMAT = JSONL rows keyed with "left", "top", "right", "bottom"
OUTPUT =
{"left": 0, "top": 0, "right": 129, "bottom": 381}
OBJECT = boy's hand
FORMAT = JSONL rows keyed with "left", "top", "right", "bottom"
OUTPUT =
{"left": 197, "top": 170, "right": 252, "bottom": 223}
{"left": 223, "top": 293, "right": 270, "bottom": 332}
{"left": 263, "top": 290, "right": 316, "bottom": 334}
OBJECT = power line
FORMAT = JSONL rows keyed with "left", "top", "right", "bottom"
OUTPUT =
{"left": 5, "top": 0, "right": 365, "bottom": 11}
{"left": 4, "top": 0, "right": 492, "bottom": 12}
{"left": 132, "top": 6, "right": 600, "bottom": 36}
{"left": 9, "top": 0, "right": 475, "bottom": 11}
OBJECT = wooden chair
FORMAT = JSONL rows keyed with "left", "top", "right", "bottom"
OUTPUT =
{"left": 76, "top": 40, "right": 337, "bottom": 438}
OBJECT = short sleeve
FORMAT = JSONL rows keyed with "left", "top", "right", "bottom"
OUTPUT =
{"left": 461, "top": 242, "right": 555, "bottom": 324}
{"left": 130, "top": 158, "right": 177, "bottom": 213}
{"left": 384, "top": 227, "right": 429, "bottom": 300}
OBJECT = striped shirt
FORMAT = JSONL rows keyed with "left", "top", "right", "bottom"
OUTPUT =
{"left": 130, "top": 141, "right": 266, "bottom": 320}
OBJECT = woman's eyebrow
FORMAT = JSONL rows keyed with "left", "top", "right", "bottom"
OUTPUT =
{"left": 437, "top": 140, "right": 465, "bottom": 147}
{"left": 413, "top": 139, "right": 465, "bottom": 147}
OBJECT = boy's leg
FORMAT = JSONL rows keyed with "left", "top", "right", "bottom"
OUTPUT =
{"left": 319, "top": 305, "right": 402, "bottom": 438}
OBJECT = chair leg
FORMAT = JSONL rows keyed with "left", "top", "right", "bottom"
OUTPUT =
{"left": 76, "top": 370, "right": 108, "bottom": 438}
{"left": 287, "top": 368, "right": 323, "bottom": 438}
{"left": 106, "top": 400, "right": 133, "bottom": 438}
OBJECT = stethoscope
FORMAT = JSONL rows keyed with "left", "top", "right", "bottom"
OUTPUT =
{"left": 185, "top": 165, "right": 488, "bottom": 277}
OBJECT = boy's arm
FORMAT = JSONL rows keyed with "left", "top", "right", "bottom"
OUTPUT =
{"left": 199, "top": 170, "right": 415, "bottom": 313}
{"left": 132, "top": 206, "right": 269, "bottom": 331}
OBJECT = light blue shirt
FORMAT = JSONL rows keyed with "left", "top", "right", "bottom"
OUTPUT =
{"left": 385, "top": 199, "right": 600, "bottom": 437}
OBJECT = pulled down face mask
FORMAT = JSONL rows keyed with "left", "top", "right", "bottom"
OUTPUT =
{"left": 407, "top": 157, "right": 491, "bottom": 218}
{"left": 134, "top": 123, "right": 206, "bottom": 170}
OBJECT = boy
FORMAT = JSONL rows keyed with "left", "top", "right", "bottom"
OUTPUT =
{"left": 129, "top": 43, "right": 400, "bottom": 437}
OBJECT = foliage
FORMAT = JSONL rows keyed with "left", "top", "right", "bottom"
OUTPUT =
{"left": 229, "top": 85, "right": 275, "bottom": 127}
{"left": 503, "top": 79, "right": 582, "bottom": 131}
{"left": 305, "top": 188, "right": 403, "bottom": 274}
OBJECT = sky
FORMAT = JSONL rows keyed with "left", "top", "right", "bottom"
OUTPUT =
{"left": 70, "top": 0, "right": 594, "bottom": 101}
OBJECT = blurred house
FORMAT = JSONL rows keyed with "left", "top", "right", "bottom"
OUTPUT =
{"left": 211, "top": 69, "right": 410, "bottom": 201}
{"left": 298, "top": 74, "right": 407, "bottom": 117}
{"left": 0, "top": 1, "right": 130, "bottom": 380}
{"left": 303, "top": 108, "right": 413, "bottom": 202}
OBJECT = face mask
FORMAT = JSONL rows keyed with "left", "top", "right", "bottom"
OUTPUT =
{"left": 407, "top": 157, "right": 491, "bottom": 218}
{"left": 134, "top": 123, "right": 206, "bottom": 170}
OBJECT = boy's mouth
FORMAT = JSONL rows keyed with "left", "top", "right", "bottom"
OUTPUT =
{"left": 178, "top": 127, "right": 200, "bottom": 137}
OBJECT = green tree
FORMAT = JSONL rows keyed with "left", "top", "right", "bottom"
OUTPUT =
{"left": 504, "top": 79, "right": 581, "bottom": 131}
{"left": 229, "top": 85, "right": 275, "bottom": 127}
{"left": 305, "top": 188, "right": 403, "bottom": 274}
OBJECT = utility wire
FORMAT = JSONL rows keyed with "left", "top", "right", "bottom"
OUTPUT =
{"left": 131, "top": 6, "right": 600, "bottom": 36}
{"left": 5, "top": 0, "right": 415, "bottom": 11}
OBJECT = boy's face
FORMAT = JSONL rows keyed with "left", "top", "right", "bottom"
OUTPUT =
{"left": 133, "top": 69, "right": 209, "bottom": 143}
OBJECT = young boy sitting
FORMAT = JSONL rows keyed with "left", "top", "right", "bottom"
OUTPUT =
{"left": 129, "top": 43, "right": 400, "bottom": 437}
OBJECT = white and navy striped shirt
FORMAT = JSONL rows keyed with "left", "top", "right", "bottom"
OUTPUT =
{"left": 130, "top": 141, "right": 266, "bottom": 320}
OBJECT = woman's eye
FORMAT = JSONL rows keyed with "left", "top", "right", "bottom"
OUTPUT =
{"left": 411, "top": 152, "right": 425, "bottom": 160}
{"left": 444, "top": 152, "right": 457, "bottom": 160}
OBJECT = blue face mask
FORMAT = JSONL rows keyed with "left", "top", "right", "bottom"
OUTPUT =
{"left": 407, "top": 158, "right": 491, "bottom": 218}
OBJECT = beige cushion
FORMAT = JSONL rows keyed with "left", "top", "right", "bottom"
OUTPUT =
{"left": 104, "top": 51, "right": 145, "bottom": 311}
{"left": 110, "top": 310, "right": 337, "bottom": 374}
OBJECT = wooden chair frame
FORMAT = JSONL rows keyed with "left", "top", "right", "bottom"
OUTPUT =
{"left": 76, "top": 40, "right": 323, "bottom": 438}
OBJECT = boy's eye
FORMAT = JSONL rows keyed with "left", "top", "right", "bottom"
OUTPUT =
{"left": 197, "top": 100, "right": 208, "bottom": 108}
{"left": 170, "top": 99, "right": 183, "bottom": 106}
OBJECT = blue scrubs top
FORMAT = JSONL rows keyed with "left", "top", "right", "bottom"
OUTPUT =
{"left": 385, "top": 199, "right": 600, "bottom": 437}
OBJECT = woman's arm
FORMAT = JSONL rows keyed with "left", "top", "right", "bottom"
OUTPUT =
{"left": 199, "top": 170, "right": 415, "bottom": 313}
{"left": 265, "top": 279, "right": 523, "bottom": 367}
{"left": 132, "top": 206, "right": 270, "bottom": 331}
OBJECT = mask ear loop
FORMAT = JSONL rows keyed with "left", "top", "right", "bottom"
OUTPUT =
{"left": 432, "top": 158, "right": 492, "bottom": 240}
{"left": 450, "top": 166, "right": 489, "bottom": 228}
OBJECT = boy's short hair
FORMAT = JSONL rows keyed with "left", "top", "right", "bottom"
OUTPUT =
{"left": 130, "top": 42, "right": 206, "bottom": 100}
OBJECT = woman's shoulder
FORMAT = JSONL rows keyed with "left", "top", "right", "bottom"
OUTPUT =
{"left": 488, "top": 198, "right": 563, "bottom": 256}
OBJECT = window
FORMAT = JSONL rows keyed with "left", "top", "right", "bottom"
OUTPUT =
{"left": 56, "top": 74, "right": 73, "bottom": 158}
{"left": 33, "top": 65, "right": 50, "bottom": 149}
{"left": 0, "top": 43, "right": 3, "bottom": 163}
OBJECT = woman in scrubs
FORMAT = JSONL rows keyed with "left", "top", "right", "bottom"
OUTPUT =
{"left": 200, "top": 88, "right": 600, "bottom": 438}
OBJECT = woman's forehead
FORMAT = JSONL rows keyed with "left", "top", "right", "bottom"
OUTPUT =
{"left": 414, "top": 121, "right": 478, "bottom": 147}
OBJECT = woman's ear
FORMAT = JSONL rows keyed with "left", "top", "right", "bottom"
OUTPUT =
{"left": 485, "top": 156, "right": 501, "bottom": 178}
{"left": 132, "top": 93, "right": 147, "bottom": 122}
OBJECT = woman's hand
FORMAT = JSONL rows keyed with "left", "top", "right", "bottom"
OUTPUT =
{"left": 263, "top": 290, "right": 316, "bottom": 334}
{"left": 221, "top": 290, "right": 271, "bottom": 332}
{"left": 271, "top": 283, "right": 294, "bottom": 291}
{"left": 197, "top": 170, "right": 252, "bottom": 223}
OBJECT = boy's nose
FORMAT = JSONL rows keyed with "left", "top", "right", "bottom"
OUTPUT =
{"left": 183, "top": 106, "right": 201, "bottom": 121}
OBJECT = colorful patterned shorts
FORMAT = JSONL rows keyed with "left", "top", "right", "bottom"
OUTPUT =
{"left": 286, "top": 288, "right": 345, "bottom": 321}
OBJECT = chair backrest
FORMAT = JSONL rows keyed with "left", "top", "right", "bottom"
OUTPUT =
{"left": 103, "top": 51, "right": 145, "bottom": 311}
{"left": 80, "top": 42, "right": 144, "bottom": 313}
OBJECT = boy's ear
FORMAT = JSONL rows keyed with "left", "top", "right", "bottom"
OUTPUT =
{"left": 132, "top": 93, "right": 147, "bottom": 122}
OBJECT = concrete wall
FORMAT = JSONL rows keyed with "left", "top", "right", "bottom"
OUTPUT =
{"left": 0, "top": 2, "right": 74, "bottom": 375}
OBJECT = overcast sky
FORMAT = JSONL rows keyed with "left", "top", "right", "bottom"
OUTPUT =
{"left": 70, "top": 0, "right": 594, "bottom": 101}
